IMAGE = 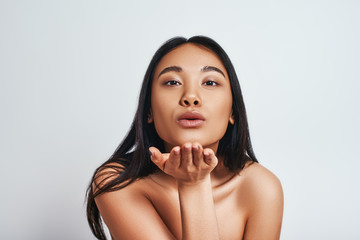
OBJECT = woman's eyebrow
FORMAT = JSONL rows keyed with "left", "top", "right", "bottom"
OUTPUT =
{"left": 201, "top": 66, "right": 225, "bottom": 78}
{"left": 157, "top": 65, "right": 225, "bottom": 78}
{"left": 158, "top": 66, "right": 182, "bottom": 78}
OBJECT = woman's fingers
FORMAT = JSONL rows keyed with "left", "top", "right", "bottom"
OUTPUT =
{"left": 150, "top": 144, "right": 218, "bottom": 179}
{"left": 149, "top": 147, "right": 167, "bottom": 171}
{"left": 168, "top": 146, "right": 181, "bottom": 169}
{"left": 149, "top": 146, "right": 181, "bottom": 173}
{"left": 203, "top": 148, "right": 218, "bottom": 169}
{"left": 192, "top": 143, "right": 203, "bottom": 167}
{"left": 180, "top": 143, "right": 193, "bottom": 168}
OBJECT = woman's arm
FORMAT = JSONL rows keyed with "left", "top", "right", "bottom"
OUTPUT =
{"left": 177, "top": 176, "right": 219, "bottom": 240}
{"left": 150, "top": 143, "right": 220, "bottom": 240}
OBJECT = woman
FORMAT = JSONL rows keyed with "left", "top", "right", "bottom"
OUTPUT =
{"left": 86, "top": 36, "right": 283, "bottom": 240}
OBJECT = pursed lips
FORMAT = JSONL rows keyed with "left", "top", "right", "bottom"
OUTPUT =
{"left": 176, "top": 111, "right": 205, "bottom": 128}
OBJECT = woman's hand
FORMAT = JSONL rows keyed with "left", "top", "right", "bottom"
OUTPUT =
{"left": 149, "top": 143, "right": 218, "bottom": 185}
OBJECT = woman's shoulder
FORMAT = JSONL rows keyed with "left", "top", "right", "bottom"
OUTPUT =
{"left": 93, "top": 161, "right": 152, "bottom": 194}
{"left": 241, "top": 162, "right": 282, "bottom": 184}
{"left": 238, "top": 162, "right": 283, "bottom": 205}
{"left": 93, "top": 162, "right": 170, "bottom": 202}
{"left": 235, "top": 162, "right": 284, "bottom": 239}
{"left": 93, "top": 166, "right": 177, "bottom": 239}
{"left": 92, "top": 162, "right": 127, "bottom": 191}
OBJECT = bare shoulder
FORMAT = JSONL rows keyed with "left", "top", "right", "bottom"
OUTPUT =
{"left": 240, "top": 162, "right": 283, "bottom": 201}
{"left": 92, "top": 161, "right": 152, "bottom": 205}
{"left": 238, "top": 162, "right": 284, "bottom": 240}
{"left": 92, "top": 162, "right": 127, "bottom": 191}
{"left": 93, "top": 165, "right": 176, "bottom": 240}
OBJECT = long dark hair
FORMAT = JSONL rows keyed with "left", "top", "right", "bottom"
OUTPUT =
{"left": 86, "top": 36, "right": 258, "bottom": 239}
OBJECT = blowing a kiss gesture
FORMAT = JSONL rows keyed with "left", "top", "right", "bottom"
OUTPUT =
{"left": 149, "top": 143, "right": 218, "bottom": 185}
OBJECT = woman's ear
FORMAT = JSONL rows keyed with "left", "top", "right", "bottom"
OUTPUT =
{"left": 147, "top": 109, "right": 153, "bottom": 123}
{"left": 229, "top": 112, "right": 234, "bottom": 125}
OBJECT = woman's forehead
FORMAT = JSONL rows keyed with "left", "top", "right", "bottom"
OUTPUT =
{"left": 154, "top": 43, "right": 227, "bottom": 76}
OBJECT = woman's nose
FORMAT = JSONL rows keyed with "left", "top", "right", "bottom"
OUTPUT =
{"left": 180, "top": 94, "right": 201, "bottom": 107}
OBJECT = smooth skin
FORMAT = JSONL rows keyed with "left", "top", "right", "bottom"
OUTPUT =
{"left": 95, "top": 44, "right": 283, "bottom": 240}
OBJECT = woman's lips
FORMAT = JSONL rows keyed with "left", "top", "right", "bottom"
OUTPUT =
{"left": 177, "top": 119, "right": 204, "bottom": 127}
{"left": 177, "top": 111, "right": 205, "bottom": 128}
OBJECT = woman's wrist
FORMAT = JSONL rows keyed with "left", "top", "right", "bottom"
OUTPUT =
{"left": 177, "top": 174, "right": 212, "bottom": 192}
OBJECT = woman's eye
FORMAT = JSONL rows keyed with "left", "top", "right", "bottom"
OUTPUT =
{"left": 164, "top": 80, "right": 180, "bottom": 86}
{"left": 203, "top": 80, "right": 218, "bottom": 86}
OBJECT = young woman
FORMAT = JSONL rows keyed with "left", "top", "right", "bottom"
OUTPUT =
{"left": 86, "top": 36, "right": 283, "bottom": 240}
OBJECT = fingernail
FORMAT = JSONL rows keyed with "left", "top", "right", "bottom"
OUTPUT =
{"left": 174, "top": 147, "right": 180, "bottom": 155}
{"left": 204, "top": 149, "right": 210, "bottom": 157}
{"left": 149, "top": 148, "right": 154, "bottom": 158}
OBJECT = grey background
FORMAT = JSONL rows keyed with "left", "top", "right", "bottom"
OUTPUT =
{"left": 1, "top": 0, "right": 359, "bottom": 239}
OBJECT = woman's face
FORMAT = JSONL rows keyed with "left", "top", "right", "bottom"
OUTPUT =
{"left": 150, "top": 43, "right": 234, "bottom": 153}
